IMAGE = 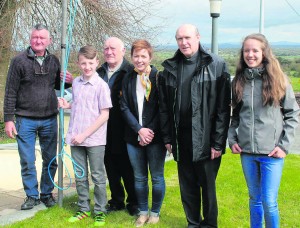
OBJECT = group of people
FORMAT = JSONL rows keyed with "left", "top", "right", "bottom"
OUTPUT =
{"left": 3, "top": 23, "right": 299, "bottom": 228}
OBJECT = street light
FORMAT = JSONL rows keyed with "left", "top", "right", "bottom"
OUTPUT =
{"left": 259, "top": 0, "right": 264, "bottom": 33}
{"left": 209, "top": 0, "right": 222, "bottom": 54}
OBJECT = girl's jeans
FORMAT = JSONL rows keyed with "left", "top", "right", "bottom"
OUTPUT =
{"left": 241, "top": 153, "right": 284, "bottom": 228}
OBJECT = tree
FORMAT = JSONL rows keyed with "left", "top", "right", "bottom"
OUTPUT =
{"left": 0, "top": 0, "right": 17, "bottom": 61}
{"left": 2, "top": 0, "right": 165, "bottom": 55}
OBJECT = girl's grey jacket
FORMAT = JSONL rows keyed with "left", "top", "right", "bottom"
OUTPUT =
{"left": 228, "top": 68, "right": 300, "bottom": 154}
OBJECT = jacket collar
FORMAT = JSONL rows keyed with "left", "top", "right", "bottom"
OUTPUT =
{"left": 244, "top": 67, "right": 265, "bottom": 80}
{"left": 101, "top": 58, "right": 132, "bottom": 74}
{"left": 26, "top": 46, "right": 50, "bottom": 59}
{"left": 161, "top": 44, "right": 212, "bottom": 77}
{"left": 78, "top": 72, "right": 99, "bottom": 85}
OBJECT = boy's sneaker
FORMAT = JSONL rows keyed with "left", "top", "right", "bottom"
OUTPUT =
{"left": 21, "top": 197, "right": 40, "bottom": 210}
{"left": 94, "top": 212, "right": 106, "bottom": 227}
{"left": 68, "top": 211, "right": 91, "bottom": 223}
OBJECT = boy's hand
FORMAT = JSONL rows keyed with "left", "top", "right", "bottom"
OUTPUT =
{"left": 58, "top": 97, "right": 70, "bottom": 109}
{"left": 71, "top": 134, "right": 87, "bottom": 145}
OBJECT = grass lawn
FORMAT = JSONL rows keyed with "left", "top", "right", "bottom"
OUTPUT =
{"left": 4, "top": 151, "right": 300, "bottom": 228}
{"left": 289, "top": 76, "right": 300, "bottom": 92}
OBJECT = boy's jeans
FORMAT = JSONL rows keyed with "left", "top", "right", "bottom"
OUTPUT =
{"left": 71, "top": 145, "right": 107, "bottom": 213}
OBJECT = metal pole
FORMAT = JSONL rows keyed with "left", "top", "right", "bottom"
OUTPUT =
{"left": 58, "top": 0, "right": 67, "bottom": 207}
{"left": 259, "top": 0, "right": 264, "bottom": 33}
{"left": 211, "top": 16, "right": 219, "bottom": 54}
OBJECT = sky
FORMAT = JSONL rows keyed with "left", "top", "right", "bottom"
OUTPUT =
{"left": 154, "top": 0, "right": 300, "bottom": 46}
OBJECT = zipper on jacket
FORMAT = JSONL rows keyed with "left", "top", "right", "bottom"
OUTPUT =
{"left": 173, "top": 87, "right": 180, "bottom": 161}
{"left": 251, "top": 75, "right": 255, "bottom": 152}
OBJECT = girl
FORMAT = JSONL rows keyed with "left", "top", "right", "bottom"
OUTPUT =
{"left": 228, "top": 33, "right": 299, "bottom": 228}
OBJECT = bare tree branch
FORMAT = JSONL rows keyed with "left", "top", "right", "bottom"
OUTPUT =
{"left": 1, "top": 0, "right": 166, "bottom": 54}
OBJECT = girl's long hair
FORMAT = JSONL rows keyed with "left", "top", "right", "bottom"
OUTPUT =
{"left": 232, "top": 33, "right": 288, "bottom": 107}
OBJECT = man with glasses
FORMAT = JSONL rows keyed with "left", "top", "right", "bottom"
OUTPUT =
{"left": 3, "top": 24, "right": 72, "bottom": 210}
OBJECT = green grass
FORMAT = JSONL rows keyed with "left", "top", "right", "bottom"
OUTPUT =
{"left": 0, "top": 138, "right": 15, "bottom": 144}
{"left": 4, "top": 151, "right": 300, "bottom": 227}
{"left": 289, "top": 76, "right": 300, "bottom": 92}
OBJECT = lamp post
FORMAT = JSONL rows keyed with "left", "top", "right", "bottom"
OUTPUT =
{"left": 209, "top": 0, "right": 222, "bottom": 54}
{"left": 259, "top": 0, "right": 264, "bottom": 33}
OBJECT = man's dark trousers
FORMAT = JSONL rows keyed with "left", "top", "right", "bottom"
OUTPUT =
{"left": 104, "top": 149, "right": 137, "bottom": 208}
{"left": 177, "top": 127, "right": 221, "bottom": 228}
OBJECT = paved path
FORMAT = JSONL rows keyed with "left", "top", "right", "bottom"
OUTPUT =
{"left": 0, "top": 179, "right": 77, "bottom": 226}
{"left": 0, "top": 143, "right": 79, "bottom": 226}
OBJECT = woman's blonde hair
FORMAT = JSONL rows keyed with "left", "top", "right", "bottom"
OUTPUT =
{"left": 233, "top": 33, "right": 288, "bottom": 107}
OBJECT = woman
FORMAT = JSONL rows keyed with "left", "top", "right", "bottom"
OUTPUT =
{"left": 228, "top": 33, "right": 299, "bottom": 228}
{"left": 120, "top": 39, "right": 166, "bottom": 227}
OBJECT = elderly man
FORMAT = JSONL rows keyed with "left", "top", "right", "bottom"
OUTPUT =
{"left": 159, "top": 24, "right": 231, "bottom": 227}
{"left": 4, "top": 24, "right": 72, "bottom": 210}
{"left": 97, "top": 37, "right": 138, "bottom": 216}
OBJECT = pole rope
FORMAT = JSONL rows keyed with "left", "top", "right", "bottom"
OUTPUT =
{"left": 48, "top": 0, "right": 84, "bottom": 191}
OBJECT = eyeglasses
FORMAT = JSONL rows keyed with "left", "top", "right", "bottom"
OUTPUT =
{"left": 34, "top": 57, "right": 50, "bottom": 75}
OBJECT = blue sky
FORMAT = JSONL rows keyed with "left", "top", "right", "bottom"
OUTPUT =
{"left": 155, "top": 0, "right": 300, "bottom": 45}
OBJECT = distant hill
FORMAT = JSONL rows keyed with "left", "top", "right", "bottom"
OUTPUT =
{"left": 219, "top": 41, "right": 300, "bottom": 48}
{"left": 157, "top": 42, "right": 300, "bottom": 50}
{"left": 270, "top": 41, "right": 300, "bottom": 48}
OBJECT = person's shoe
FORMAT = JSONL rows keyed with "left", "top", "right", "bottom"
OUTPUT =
{"left": 135, "top": 215, "right": 148, "bottom": 227}
{"left": 106, "top": 203, "right": 125, "bottom": 213}
{"left": 41, "top": 194, "right": 56, "bottom": 208}
{"left": 94, "top": 212, "right": 106, "bottom": 227}
{"left": 68, "top": 211, "right": 91, "bottom": 223}
{"left": 21, "top": 197, "right": 40, "bottom": 210}
{"left": 147, "top": 216, "right": 160, "bottom": 224}
{"left": 126, "top": 204, "right": 139, "bottom": 216}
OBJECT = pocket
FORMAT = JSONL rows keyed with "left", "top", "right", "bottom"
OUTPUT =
{"left": 15, "top": 116, "right": 22, "bottom": 133}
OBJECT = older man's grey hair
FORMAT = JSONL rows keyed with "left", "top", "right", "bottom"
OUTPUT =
{"left": 30, "top": 24, "right": 50, "bottom": 39}
{"left": 33, "top": 24, "right": 49, "bottom": 31}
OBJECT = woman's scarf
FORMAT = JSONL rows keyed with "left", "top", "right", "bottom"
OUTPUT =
{"left": 134, "top": 65, "right": 152, "bottom": 101}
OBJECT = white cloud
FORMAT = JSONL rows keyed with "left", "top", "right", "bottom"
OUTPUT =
{"left": 153, "top": 0, "right": 300, "bottom": 45}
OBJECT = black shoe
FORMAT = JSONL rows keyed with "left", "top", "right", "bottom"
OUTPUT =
{"left": 126, "top": 204, "right": 139, "bottom": 216}
{"left": 21, "top": 197, "right": 40, "bottom": 210}
{"left": 106, "top": 203, "right": 125, "bottom": 213}
{"left": 41, "top": 194, "right": 56, "bottom": 208}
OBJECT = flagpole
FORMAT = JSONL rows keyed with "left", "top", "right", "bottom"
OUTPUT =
{"left": 58, "top": 0, "right": 67, "bottom": 207}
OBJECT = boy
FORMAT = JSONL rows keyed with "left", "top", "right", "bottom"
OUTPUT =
{"left": 59, "top": 45, "right": 112, "bottom": 226}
